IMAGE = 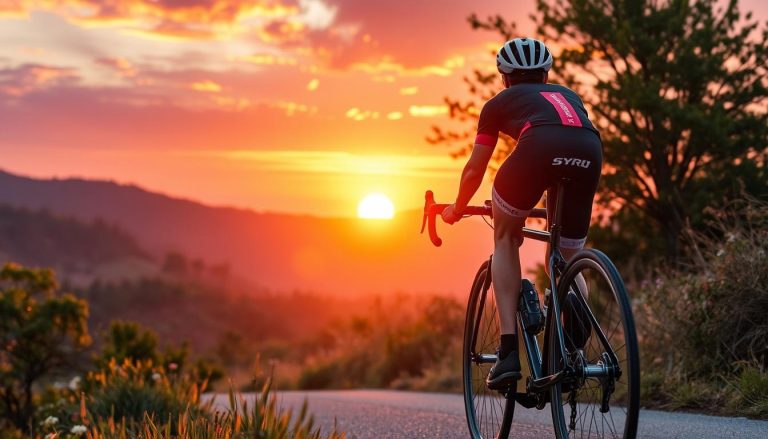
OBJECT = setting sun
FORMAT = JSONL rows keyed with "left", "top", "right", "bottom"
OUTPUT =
{"left": 357, "top": 193, "right": 395, "bottom": 219}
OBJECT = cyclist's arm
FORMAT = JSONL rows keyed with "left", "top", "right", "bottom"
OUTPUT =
{"left": 454, "top": 99, "right": 499, "bottom": 212}
{"left": 454, "top": 143, "right": 493, "bottom": 212}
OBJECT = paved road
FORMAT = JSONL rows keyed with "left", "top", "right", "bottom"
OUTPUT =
{"left": 206, "top": 390, "right": 768, "bottom": 438}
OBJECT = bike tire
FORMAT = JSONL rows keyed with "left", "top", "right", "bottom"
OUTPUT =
{"left": 549, "top": 249, "right": 640, "bottom": 439}
{"left": 463, "top": 259, "right": 514, "bottom": 439}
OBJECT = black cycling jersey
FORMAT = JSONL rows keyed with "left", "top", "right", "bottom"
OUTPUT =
{"left": 475, "top": 83, "right": 598, "bottom": 147}
{"left": 475, "top": 82, "right": 603, "bottom": 248}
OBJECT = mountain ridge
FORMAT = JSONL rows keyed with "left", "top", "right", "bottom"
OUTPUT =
{"left": 0, "top": 168, "right": 545, "bottom": 295}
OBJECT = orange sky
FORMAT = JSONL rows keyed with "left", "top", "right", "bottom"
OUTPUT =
{"left": 1, "top": 0, "right": 766, "bottom": 217}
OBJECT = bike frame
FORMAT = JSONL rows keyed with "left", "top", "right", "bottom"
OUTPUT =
{"left": 523, "top": 179, "right": 572, "bottom": 395}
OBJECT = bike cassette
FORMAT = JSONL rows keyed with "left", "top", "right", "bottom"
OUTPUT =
{"left": 569, "top": 349, "right": 587, "bottom": 389}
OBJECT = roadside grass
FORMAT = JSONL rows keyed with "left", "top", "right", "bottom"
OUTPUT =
{"left": 640, "top": 365, "right": 768, "bottom": 418}
{"left": 727, "top": 365, "right": 768, "bottom": 418}
{"left": 637, "top": 196, "right": 768, "bottom": 419}
{"left": 13, "top": 360, "right": 344, "bottom": 439}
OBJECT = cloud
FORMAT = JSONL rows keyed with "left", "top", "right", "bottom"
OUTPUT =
{"left": 0, "top": 0, "right": 333, "bottom": 40}
{"left": 409, "top": 105, "right": 448, "bottom": 117}
{"left": 191, "top": 80, "right": 223, "bottom": 92}
{"left": 0, "top": 63, "right": 79, "bottom": 96}
{"left": 0, "top": 0, "right": 502, "bottom": 82}
{"left": 233, "top": 53, "right": 298, "bottom": 65}
{"left": 273, "top": 101, "right": 317, "bottom": 116}
{"left": 347, "top": 55, "right": 465, "bottom": 78}
{"left": 345, "top": 107, "right": 379, "bottom": 121}
{"left": 0, "top": 2, "right": 25, "bottom": 18}
{"left": 296, "top": 0, "right": 336, "bottom": 30}
{"left": 188, "top": 149, "right": 462, "bottom": 177}
{"left": 302, "top": 0, "right": 496, "bottom": 69}
{"left": 95, "top": 57, "right": 137, "bottom": 77}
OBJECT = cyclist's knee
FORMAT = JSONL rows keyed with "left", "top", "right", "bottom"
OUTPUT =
{"left": 492, "top": 203, "right": 525, "bottom": 247}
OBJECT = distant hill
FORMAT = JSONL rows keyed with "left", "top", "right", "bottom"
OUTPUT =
{"left": 0, "top": 203, "right": 156, "bottom": 283}
{"left": 0, "top": 169, "right": 546, "bottom": 295}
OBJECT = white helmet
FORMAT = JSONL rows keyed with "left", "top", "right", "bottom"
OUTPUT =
{"left": 496, "top": 38, "right": 553, "bottom": 73}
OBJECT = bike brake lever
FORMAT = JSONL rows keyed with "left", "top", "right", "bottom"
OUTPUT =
{"left": 421, "top": 190, "right": 443, "bottom": 246}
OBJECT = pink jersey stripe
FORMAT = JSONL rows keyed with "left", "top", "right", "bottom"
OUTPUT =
{"left": 475, "top": 133, "right": 498, "bottom": 147}
{"left": 519, "top": 121, "right": 532, "bottom": 137}
{"left": 539, "top": 92, "right": 583, "bottom": 127}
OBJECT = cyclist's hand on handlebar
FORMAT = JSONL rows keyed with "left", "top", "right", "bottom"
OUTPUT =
{"left": 441, "top": 203, "right": 462, "bottom": 224}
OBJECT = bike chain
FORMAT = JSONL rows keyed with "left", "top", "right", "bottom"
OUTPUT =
{"left": 569, "top": 388, "right": 578, "bottom": 431}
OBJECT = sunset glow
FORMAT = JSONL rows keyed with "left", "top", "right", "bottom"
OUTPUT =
{"left": 0, "top": 0, "right": 537, "bottom": 216}
{"left": 0, "top": 1, "right": 765, "bottom": 216}
{"left": 357, "top": 193, "right": 394, "bottom": 219}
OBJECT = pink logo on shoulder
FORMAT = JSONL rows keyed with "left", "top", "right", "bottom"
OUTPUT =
{"left": 540, "top": 92, "right": 583, "bottom": 127}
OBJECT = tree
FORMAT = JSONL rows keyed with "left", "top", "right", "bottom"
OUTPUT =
{"left": 0, "top": 263, "right": 90, "bottom": 432}
{"left": 96, "top": 321, "right": 160, "bottom": 367}
{"left": 433, "top": 0, "right": 768, "bottom": 260}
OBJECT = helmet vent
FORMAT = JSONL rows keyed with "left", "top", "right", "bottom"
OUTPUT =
{"left": 499, "top": 47, "right": 513, "bottom": 64}
{"left": 507, "top": 43, "right": 525, "bottom": 66}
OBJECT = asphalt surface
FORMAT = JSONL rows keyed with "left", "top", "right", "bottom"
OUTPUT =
{"left": 206, "top": 390, "right": 768, "bottom": 438}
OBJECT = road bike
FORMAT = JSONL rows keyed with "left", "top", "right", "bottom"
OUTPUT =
{"left": 421, "top": 180, "right": 640, "bottom": 438}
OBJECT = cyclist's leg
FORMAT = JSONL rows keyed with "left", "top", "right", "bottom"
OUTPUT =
{"left": 490, "top": 137, "right": 548, "bottom": 341}
{"left": 486, "top": 194, "right": 529, "bottom": 389}
{"left": 487, "top": 135, "right": 549, "bottom": 389}
{"left": 490, "top": 199, "right": 525, "bottom": 336}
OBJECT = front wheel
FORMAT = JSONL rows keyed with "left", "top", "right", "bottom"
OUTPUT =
{"left": 463, "top": 259, "right": 514, "bottom": 439}
{"left": 549, "top": 249, "right": 640, "bottom": 438}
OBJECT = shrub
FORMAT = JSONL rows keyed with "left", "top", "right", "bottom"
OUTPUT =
{"left": 0, "top": 264, "right": 90, "bottom": 433}
{"left": 295, "top": 295, "right": 464, "bottom": 390}
{"left": 84, "top": 359, "right": 206, "bottom": 428}
{"left": 638, "top": 196, "right": 768, "bottom": 378}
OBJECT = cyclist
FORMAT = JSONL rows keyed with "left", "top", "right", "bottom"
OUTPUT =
{"left": 441, "top": 37, "right": 601, "bottom": 390}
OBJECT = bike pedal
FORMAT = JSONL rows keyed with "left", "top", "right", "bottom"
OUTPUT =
{"left": 512, "top": 392, "right": 539, "bottom": 409}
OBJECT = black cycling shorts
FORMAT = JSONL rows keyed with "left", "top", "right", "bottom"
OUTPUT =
{"left": 492, "top": 125, "right": 602, "bottom": 249}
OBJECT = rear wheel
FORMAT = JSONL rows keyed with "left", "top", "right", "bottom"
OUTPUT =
{"left": 463, "top": 260, "right": 514, "bottom": 439}
{"left": 550, "top": 249, "right": 640, "bottom": 438}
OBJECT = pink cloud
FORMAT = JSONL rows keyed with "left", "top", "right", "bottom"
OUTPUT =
{"left": 1, "top": 0, "right": 301, "bottom": 39}
{"left": 0, "top": 63, "right": 79, "bottom": 96}
{"left": 94, "top": 57, "right": 137, "bottom": 78}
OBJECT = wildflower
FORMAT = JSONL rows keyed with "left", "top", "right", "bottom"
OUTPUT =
{"left": 42, "top": 416, "right": 59, "bottom": 427}
{"left": 71, "top": 425, "right": 87, "bottom": 435}
{"left": 68, "top": 376, "right": 81, "bottom": 391}
{"left": 168, "top": 362, "right": 178, "bottom": 371}
{"left": 716, "top": 249, "right": 725, "bottom": 257}
{"left": 152, "top": 372, "right": 162, "bottom": 381}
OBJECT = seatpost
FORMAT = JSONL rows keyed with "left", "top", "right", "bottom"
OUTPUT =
{"left": 550, "top": 179, "right": 567, "bottom": 252}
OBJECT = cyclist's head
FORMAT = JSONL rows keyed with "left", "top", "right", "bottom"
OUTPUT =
{"left": 497, "top": 37, "right": 552, "bottom": 87}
